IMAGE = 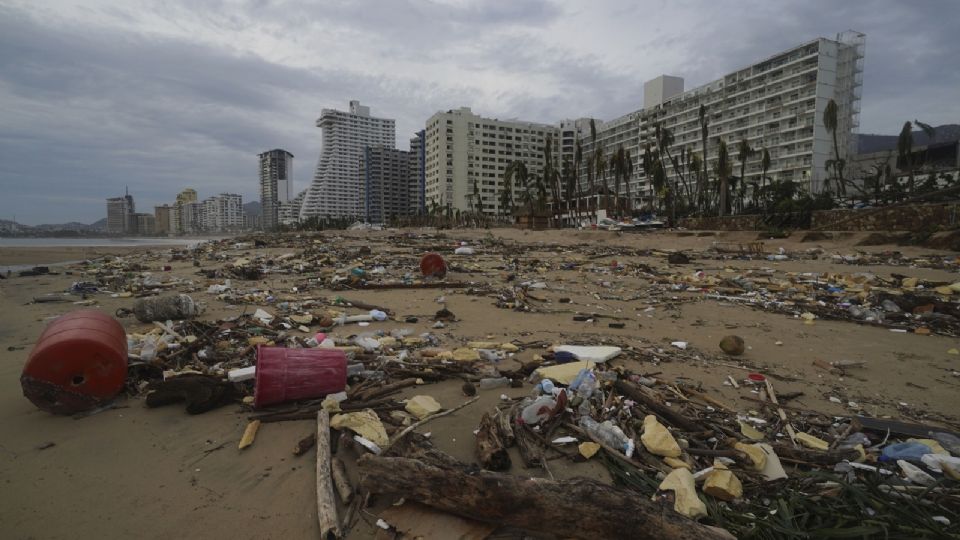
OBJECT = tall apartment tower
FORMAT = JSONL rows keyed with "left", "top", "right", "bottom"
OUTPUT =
{"left": 408, "top": 130, "right": 426, "bottom": 215}
{"left": 577, "top": 31, "right": 865, "bottom": 209}
{"left": 154, "top": 205, "right": 172, "bottom": 235}
{"left": 300, "top": 101, "right": 396, "bottom": 220}
{"left": 259, "top": 149, "right": 293, "bottom": 230}
{"left": 106, "top": 191, "right": 134, "bottom": 234}
{"left": 361, "top": 146, "right": 412, "bottom": 224}
{"left": 424, "top": 107, "right": 559, "bottom": 215}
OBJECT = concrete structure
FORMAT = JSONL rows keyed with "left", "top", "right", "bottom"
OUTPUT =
{"left": 106, "top": 193, "right": 134, "bottom": 234}
{"left": 361, "top": 146, "right": 412, "bottom": 224}
{"left": 408, "top": 130, "right": 426, "bottom": 215}
{"left": 175, "top": 188, "right": 197, "bottom": 206}
{"left": 278, "top": 189, "right": 306, "bottom": 227}
{"left": 195, "top": 193, "right": 243, "bottom": 232}
{"left": 177, "top": 201, "right": 203, "bottom": 234}
{"left": 134, "top": 213, "right": 155, "bottom": 235}
{"left": 154, "top": 205, "right": 172, "bottom": 235}
{"left": 300, "top": 101, "right": 396, "bottom": 220}
{"left": 557, "top": 118, "right": 594, "bottom": 172}
{"left": 259, "top": 149, "right": 293, "bottom": 230}
{"left": 423, "top": 107, "right": 559, "bottom": 215}
{"left": 643, "top": 76, "right": 685, "bottom": 110}
{"left": 578, "top": 31, "right": 865, "bottom": 210}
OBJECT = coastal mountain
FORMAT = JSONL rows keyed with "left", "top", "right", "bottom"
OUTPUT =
{"left": 0, "top": 217, "right": 107, "bottom": 235}
{"left": 858, "top": 123, "right": 960, "bottom": 154}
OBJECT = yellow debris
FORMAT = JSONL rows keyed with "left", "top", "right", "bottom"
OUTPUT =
{"left": 654, "top": 468, "right": 707, "bottom": 519}
{"left": 908, "top": 438, "right": 950, "bottom": 456}
{"left": 734, "top": 442, "right": 768, "bottom": 471}
{"left": 738, "top": 421, "right": 765, "bottom": 441}
{"left": 664, "top": 456, "right": 691, "bottom": 469}
{"left": 796, "top": 432, "right": 830, "bottom": 451}
{"left": 405, "top": 395, "right": 442, "bottom": 419}
{"left": 331, "top": 410, "right": 389, "bottom": 447}
{"left": 578, "top": 442, "right": 601, "bottom": 459}
{"left": 533, "top": 361, "right": 594, "bottom": 385}
{"left": 641, "top": 415, "right": 682, "bottom": 458}
{"left": 703, "top": 460, "right": 743, "bottom": 501}
{"left": 451, "top": 348, "right": 480, "bottom": 362}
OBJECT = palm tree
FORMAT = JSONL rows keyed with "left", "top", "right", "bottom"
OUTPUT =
{"left": 562, "top": 158, "right": 576, "bottom": 226}
{"left": 716, "top": 139, "right": 732, "bottom": 216}
{"left": 736, "top": 138, "right": 754, "bottom": 214}
{"left": 590, "top": 118, "right": 606, "bottom": 221}
{"left": 501, "top": 161, "right": 523, "bottom": 217}
{"left": 760, "top": 147, "right": 771, "bottom": 212}
{"left": 823, "top": 99, "right": 846, "bottom": 196}
{"left": 574, "top": 138, "right": 584, "bottom": 224}
{"left": 623, "top": 148, "right": 633, "bottom": 215}
{"left": 897, "top": 121, "right": 914, "bottom": 194}
{"left": 698, "top": 104, "right": 710, "bottom": 213}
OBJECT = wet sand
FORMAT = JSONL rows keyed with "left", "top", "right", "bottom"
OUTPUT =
{"left": 0, "top": 228, "right": 958, "bottom": 539}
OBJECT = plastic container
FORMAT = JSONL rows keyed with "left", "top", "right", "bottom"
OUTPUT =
{"left": 420, "top": 253, "right": 447, "bottom": 278}
{"left": 479, "top": 377, "right": 510, "bottom": 390}
{"left": 879, "top": 442, "right": 933, "bottom": 462}
{"left": 253, "top": 346, "right": 347, "bottom": 408}
{"left": 580, "top": 416, "right": 635, "bottom": 457}
{"left": 21, "top": 309, "right": 128, "bottom": 414}
{"left": 576, "top": 371, "right": 598, "bottom": 399}
{"left": 520, "top": 396, "right": 557, "bottom": 425}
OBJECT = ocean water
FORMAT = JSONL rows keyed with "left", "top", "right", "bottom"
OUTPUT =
{"left": 0, "top": 236, "right": 226, "bottom": 272}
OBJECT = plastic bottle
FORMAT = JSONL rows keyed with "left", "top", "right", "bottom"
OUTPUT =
{"left": 569, "top": 368, "right": 590, "bottom": 392}
{"left": 538, "top": 379, "right": 555, "bottom": 395}
{"left": 579, "top": 416, "right": 635, "bottom": 457}
{"left": 576, "top": 371, "right": 598, "bottom": 399}
{"left": 879, "top": 442, "right": 932, "bottom": 462}
{"left": 479, "top": 377, "right": 510, "bottom": 390}
{"left": 520, "top": 396, "right": 557, "bottom": 425}
{"left": 140, "top": 336, "right": 157, "bottom": 362}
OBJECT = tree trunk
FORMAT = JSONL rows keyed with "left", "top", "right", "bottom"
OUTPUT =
{"left": 475, "top": 411, "right": 511, "bottom": 471}
{"left": 357, "top": 455, "right": 733, "bottom": 540}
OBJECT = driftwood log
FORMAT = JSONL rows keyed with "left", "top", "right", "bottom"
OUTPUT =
{"left": 614, "top": 380, "right": 702, "bottom": 432}
{"left": 357, "top": 454, "right": 733, "bottom": 540}
{"left": 495, "top": 407, "right": 516, "bottom": 447}
{"left": 331, "top": 457, "right": 353, "bottom": 504}
{"left": 475, "top": 412, "right": 511, "bottom": 471}
{"left": 316, "top": 411, "right": 340, "bottom": 539}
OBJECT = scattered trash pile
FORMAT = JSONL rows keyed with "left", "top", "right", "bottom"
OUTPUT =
{"left": 14, "top": 231, "right": 960, "bottom": 539}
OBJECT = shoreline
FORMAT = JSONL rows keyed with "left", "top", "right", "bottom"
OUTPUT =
{"left": 0, "top": 245, "right": 183, "bottom": 270}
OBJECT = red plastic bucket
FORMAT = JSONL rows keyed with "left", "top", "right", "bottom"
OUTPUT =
{"left": 21, "top": 309, "right": 129, "bottom": 414}
{"left": 420, "top": 252, "right": 447, "bottom": 278}
{"left": 254, "top": 347, "right": 347, "bottom": 408}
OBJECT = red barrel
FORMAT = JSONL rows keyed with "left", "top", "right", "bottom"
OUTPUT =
{"left": 420, "top": 252, "right": 447, "bottom": 278}
{"left": 254, "top": 347, "right": 347, "bottom": 408}
{"left": 21, "top": 309, "right": 128, "bottom": 414}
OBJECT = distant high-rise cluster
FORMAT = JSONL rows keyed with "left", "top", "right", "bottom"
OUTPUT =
{"left": 106, "top": 187, "right": 242, "bottom": 236}
{"left": 262, "top": 32, "right": 865, "bottom": 226}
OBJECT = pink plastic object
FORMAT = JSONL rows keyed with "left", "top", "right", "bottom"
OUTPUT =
{"left": 21, "top": 309, "right": 128, "bottom": 414}
{"left": 747, "top": 373, "right": 766, "bottom": 383}
{"left": 315, "top": 332, "right": 327, "bottom": 342}
{"left": 253, "top": 347, "right": 347, "bottom": 408}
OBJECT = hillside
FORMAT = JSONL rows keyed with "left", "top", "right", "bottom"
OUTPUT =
{"left": 858, "top": 123, "right": 960, "bottom": 154}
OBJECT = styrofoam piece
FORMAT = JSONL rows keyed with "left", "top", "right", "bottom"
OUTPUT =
{"left": 228, "top": 366, "right": 256, "bottom": 382}
{"left": 554, "top": 345, "right": 622, "bottom": 363}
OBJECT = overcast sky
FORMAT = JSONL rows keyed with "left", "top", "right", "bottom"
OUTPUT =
{"left": 1, "top": 0, "right": 958, "bottom": 225}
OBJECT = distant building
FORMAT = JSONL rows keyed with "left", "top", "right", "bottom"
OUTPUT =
{"left": 424, "top": 107, "right": 559, "bottom": 215}
{"left": 259, "top": 149, "right": 293, "bottom": 230}
{"left": 577, "top": 31, "right": 866, "bottom": 210}
{"left": 278, "top": 189, "right": 306, "bottom": 227}
{"left": 408, "top": 130, "right": 426, "bottom": 215}
{"left": 154, "top": 205, "right": 172, "bottom": 235}
{"left": 300, "top": 101, "right": 396, "bottom": 220}
{"left": 361, "top": 146, "right": 412, "bottom": 224}
{"left": 106, "top": 192, "right": 135, "bottom": 234}
{"left": 177, "top": 201, "right": 204, "bottom": 234}
{"left": 176, "top": 188, "right": 198, "bottom": 205}
{"left": 134, "top": 213, "right": 155, "bottom": 235}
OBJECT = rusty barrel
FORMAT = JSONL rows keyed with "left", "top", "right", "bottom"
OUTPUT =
{"left": 21, "top": 309, "right": 128, "bottom": 414}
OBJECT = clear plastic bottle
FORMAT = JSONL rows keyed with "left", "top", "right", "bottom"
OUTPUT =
{"left": 140, "top": 337, "right": 157, "bottom": 362}
{"left": 576, "top": 371, "right": 597, "bottom": 399}
{"left": 479, "top": 377, "right": 510, "bottom": 389}
{"left": 579, "top": 416, "right": 635, "bottom": 457}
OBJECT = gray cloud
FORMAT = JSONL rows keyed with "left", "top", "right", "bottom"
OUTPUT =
{"left": 0, "top": 0, "right": 957, "bottom": 224}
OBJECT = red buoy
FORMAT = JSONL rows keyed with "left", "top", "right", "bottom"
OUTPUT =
{"left": 21, "top": 309, "right": 128, "bottom": 414}
{"left": 420, "top": 252, "right": 447, "bottom": 278}
{"left": 254, "top": 347, "right": 347, "bottom": 408}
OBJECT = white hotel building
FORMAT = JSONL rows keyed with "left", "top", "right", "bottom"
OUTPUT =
{"left": 300, "top": 101, "right": 396, "bottom": 220}
{"left": 424, "top": 107, "right": 558, "bottom": 215}
{"left": 581, "top": 31, "right": 865, "bottom": 206}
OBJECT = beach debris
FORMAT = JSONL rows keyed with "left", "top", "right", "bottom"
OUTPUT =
{"left": 331, "top": 410, "right": 389, "bottom": 447}
{"left": 641, "top": 415, "right": 682, "bottom": 458}
{"left": 132, "top": 294, "right": 199, "bottom": 323}
{"left": 405, "top": 395, "right": 443, "bottom": 420}
{"left": 238, "top": 420, "right": 260, "bottom": 450}
{"left": 655, "top": 468, "right": 707, "bottom": 519}
{"left": 719, "top": 335, "right": 745, "bottom": 356}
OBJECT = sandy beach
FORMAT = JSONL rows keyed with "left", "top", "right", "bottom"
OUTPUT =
{"left": 1, "top": 228, "right": 958, "bottom": 539}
